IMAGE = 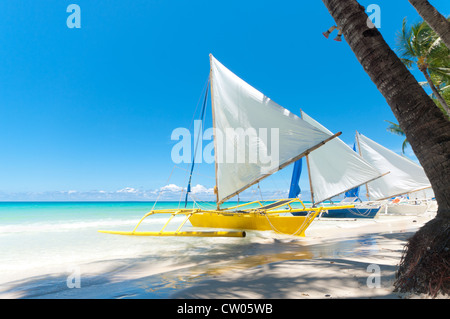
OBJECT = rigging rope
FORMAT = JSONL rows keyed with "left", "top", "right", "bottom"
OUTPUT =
{"left": 151, "top": 164, "right": 177, "bottom": 211}
{"left": 184, "top": 79, "right": 210, "bottom": 208}
{"left": 263, "top": 210, "right": 314, "bottom": 236}
{"left": 257, "top": 182, "right": 263, "bottom": 201}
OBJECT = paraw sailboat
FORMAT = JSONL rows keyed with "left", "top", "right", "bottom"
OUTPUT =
{"left": 289, "top": 111, "right": 387, "bottom": 218}
{"left": 354, "top": 132, "right": 435, "bottom": 215}
{"left": 99, "top": 55, "right": 354, "bottom": 237}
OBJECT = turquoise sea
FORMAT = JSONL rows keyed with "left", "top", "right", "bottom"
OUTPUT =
{"left": 0, "top": 201, "right": 373, "bottom": 299}
{"left": 0, "top": 201, "right": 292, "bottom": 298}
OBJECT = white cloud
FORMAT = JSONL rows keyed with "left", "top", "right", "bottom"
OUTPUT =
{"left": 116, "top": 187, "right": 138, "bottom": 193}
{"left": 159, "top": 184, "right": 184, "bottom": 193}
{"left": 0, "top": 184, "right": 300, "bottom": 202}
{"left": 190, "top": 184, "right": 214, "bottom": 195}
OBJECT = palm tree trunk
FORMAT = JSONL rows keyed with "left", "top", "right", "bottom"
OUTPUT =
{"left": 321, "top": 0, "right": 450, "bottom": 296}
{"left": 408, "top": 0, "right": 450, "bottom": 51}
{"left": 419, "top": 66, "right": 450, "bottom": 116}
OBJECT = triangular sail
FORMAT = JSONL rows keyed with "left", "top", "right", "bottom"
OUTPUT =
{"left": 209, "top": 55, "right": 334, "bottom": 204}
{"left": 356, "top": 133, "right": 433, "bottom": 200}
{"left": 300, "top": 111, "right": 383, "bottom": 205}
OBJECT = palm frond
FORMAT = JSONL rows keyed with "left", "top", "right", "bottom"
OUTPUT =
{"left": 400, "top": 58, "right": 414, "bottom": 69}
{"left": 396, "top": 18, "right": 450, "bottom": 94}
{"left": 385, "top": 120, "right": 409, "bottom": 154}
{"left": 396, "top": 18, "right": 416, "bottom": 60}
{"left": 402, "top": 139, "right": 410, "bottom": 154}
{"left": 385, "top": 120, "right": 405, "bottom": 136}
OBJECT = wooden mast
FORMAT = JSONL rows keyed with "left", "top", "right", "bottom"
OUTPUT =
{"left": 355, "top": 131, "right": 371, "bottom": 201}
{"left": 300, "top": 110, "right": 315, "bottom": 205}
{"left": 209, "top": 57, "right": 340, "bottom": 207}
{"left": 209, "top": 54, "right": 220, "bottom": 210}
{"left": 305, "top": 155, "right": 315, "bottom": 205}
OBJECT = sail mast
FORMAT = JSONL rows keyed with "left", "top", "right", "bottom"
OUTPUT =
{"left": 210, "top": 55, "right": 339, "bottom": 205}
{"left": 300, "top": 110, "right": 315, "bottom": 205}
{"left": 305, "top": 155, "right": 315, "bottom": 205}
{"left": 355, "top": 131, "right": 371, "bottom": 201}
{"left": 209, "top": 54, "right": 220, "bottom": 209}
{"left": 298, "top": 112, "right": 384, "bottom": 205}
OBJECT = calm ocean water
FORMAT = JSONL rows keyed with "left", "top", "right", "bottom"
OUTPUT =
{"left": 0, "top": 200, "right": 367, "bottom": 299}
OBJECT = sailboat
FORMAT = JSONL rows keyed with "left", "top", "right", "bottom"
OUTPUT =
{"left": 354, "top": 132, "right": 435, "bottom": 215}
{"left": 99, "top": 55, "right": 355, "bottom": 238}
{"left": 289, "top": 111, "right": 386, "bottom": 219}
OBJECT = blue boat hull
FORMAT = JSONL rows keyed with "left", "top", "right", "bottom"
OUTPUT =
{"left": 293, "top": 206, "right": 381, "bottom": 219}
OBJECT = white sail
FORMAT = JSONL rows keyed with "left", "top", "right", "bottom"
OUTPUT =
{"left": 209, "top": 55, "right": 334, "bottom": 204}
{"left": 357, "top": 133, "right": 432, "bottom": 200}
{"left": 301, "top": 111, "right": 383, "bottom": 204}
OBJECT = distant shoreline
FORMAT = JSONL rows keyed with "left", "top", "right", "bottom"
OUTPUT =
{"left": 0, "top": 200, "right": 312, "bottom": 203}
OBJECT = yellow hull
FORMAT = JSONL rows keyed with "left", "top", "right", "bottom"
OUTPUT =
{"left": 189, "top": 211, "right": 318, "bottom": 237}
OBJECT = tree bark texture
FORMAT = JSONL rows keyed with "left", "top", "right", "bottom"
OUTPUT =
{"left": 321, "top": 0, "right": 450, "bottom": 296}
{"left": 321, "top": 0, "right": 450, "bottom": 219}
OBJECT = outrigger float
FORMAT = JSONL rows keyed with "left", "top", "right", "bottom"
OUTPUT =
{"left": 99, "top": 55, "right": 354, "bottom": 238}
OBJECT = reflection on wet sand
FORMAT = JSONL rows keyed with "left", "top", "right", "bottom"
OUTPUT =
{"left": 155, "top": 232, "right": 381, "bottom": 291}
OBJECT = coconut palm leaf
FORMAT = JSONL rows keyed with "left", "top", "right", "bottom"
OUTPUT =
{"left": 385, "top": 120, "right": 409, "bottom": 154}
{"left": 396, "top": 19, "right": 450, "bottom": 115}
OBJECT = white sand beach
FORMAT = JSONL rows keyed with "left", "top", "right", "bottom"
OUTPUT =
{"left": 172, "top": 211, "right": 443, "bottom": 299}
{"left": 1, "top": 209, "right": 445, "bottom": 299}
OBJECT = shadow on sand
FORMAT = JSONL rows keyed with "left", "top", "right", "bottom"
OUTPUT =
{"left": 1, "top": 230, "right": 414, "bottom": 299}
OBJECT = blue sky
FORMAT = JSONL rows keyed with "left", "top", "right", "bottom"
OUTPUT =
{"left": 0, "top": 0, "right": 448, "bottom": 201}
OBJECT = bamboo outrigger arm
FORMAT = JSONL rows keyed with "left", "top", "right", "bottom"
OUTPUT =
{"left": 98, "top": 209, "right": 247, "bottom": 238}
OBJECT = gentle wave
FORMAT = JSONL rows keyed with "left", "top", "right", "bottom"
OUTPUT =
{"left": 0, "top": 215, "right": 188, "bottom": 234}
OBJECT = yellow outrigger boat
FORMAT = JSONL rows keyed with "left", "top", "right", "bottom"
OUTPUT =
{"left": 99, "top": 198, "right": 354, "bottom": 238}
{"left": 99, "top": 55, "right": 354, "bottom": 238}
